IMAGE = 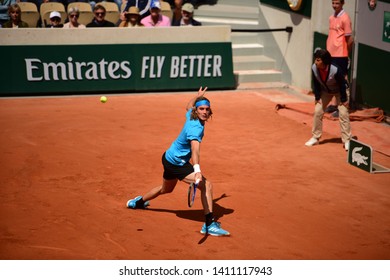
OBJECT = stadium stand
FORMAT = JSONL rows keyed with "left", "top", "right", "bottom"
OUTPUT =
{"left": 19, "top": 2, "right": 40, "bottom": 28}
{"left": 160, "top": 1, "right": 173, "bottom": 21}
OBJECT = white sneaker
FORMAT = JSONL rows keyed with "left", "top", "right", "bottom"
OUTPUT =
{"left": 344, "top": 141, "right": 350, "bottom": 151}
{"left": 305, "top": 137, "right": 319, "bottom": 146}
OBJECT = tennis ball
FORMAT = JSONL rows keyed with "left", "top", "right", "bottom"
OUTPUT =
{"left": 100, "top": 96, "right": 107, "bottom": 103}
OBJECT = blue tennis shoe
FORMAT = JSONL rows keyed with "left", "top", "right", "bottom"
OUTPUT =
{"left": 126, "top": 196, "right": 150, "bottom": 209}
{"left": 200, "top": 221, "right": 230, "bottom": 236}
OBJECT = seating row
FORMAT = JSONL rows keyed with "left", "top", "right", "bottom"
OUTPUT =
{"left": 18, "top": 1, "right": 172, "bottom": 27}
{"left": 18, "top": 2, "right": 120, "bottom": 27}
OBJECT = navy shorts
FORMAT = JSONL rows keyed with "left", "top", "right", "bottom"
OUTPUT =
{"left": 162, "top": 152, "right": 194, "bottom": 181}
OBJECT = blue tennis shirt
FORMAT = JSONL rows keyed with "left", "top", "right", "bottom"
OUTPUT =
{"left": 165, "top": 109, "right": 205, "bottom": 166}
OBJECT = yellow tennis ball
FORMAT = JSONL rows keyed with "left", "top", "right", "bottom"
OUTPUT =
{"left": 100, "top": 96, "right": 107, "bottom": 103}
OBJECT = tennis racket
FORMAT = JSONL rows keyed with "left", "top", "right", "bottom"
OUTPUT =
{"left": 188, "top": 179, "right": 200, "bottom": 207}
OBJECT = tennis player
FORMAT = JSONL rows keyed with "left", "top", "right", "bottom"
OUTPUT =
{"left": 127, "top": 87, "right": 230, "bottom": 237}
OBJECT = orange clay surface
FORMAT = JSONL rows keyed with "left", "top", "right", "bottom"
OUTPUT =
{"left": 0, "top": 88, "right": 389, "bottom": 260}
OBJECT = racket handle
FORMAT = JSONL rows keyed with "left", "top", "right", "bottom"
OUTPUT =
{"left": 195, "top": 179, "right": 200, "bottom": 186}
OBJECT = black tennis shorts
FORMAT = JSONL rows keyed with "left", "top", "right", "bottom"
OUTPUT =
{"left": 162, "top": 152, "right": 194, "bottom": 181}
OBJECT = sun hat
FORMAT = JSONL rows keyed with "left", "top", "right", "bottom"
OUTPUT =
{"left": 127, "top": 6, "right": 140, "bottom": 15}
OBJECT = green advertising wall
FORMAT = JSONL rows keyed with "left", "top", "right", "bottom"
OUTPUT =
{"left": 355, "top": 43, "right": 390, "bottom": 113}
{"left": 0, "top": 42, "right": 235, "bottom": 96}
{"left": 313, "top": 32, "right": 327, "bottom": 51}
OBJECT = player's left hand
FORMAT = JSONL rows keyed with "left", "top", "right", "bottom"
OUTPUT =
{"left": 198, "top": 86, "right": 208, "bottom": 97}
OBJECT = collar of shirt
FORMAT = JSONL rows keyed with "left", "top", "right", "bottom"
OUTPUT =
{"left": 146, "top": 15, "right": 163, "bottom": 26}
{"left": 334, "top": 9, "right": 345, "bottom": 18}
{"left": 180, "top": 18, "right": 193, "bottom": 26}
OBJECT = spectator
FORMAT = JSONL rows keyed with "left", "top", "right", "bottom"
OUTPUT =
{"left": 325, "top": 0, "right": 353, "bottom": 116}
{"left": 140, "top": 1, "right": 170, "bottom": 27}
{"left": 86, "top": 4, "right": 115, "bottom": 27}
{"left": 172, "top": 3, "right": 200, "bottom": 26}
{"left": 0, "top": 0, "right": 16, "bottom": 27}
{"left": 305, "top": 49, "right": 352, "bottom": 151}
{"left": 63, "top": 6, "right": 86, "bottom": 28}
{"left": 368, "top": 0, "right": 376, "bottom": 10}
{"left": 119, "top": 6, "right": 144, "bottom": 27}
{"left": 172, "top": 0, "right": 183, "bottom": 23}
{"left": 46, "top": 11, "right": 64, "bottom": 27}
{"left": 2, "top": 3, "right": 29, "bottom": 28}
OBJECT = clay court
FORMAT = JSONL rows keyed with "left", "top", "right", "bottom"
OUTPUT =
{"left": 0, "top": 88, "right": 389, "bottom": 260}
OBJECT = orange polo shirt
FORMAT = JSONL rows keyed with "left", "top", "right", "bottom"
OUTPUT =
{"left": 326, "top": 10, "right": 352, "bottom": 58}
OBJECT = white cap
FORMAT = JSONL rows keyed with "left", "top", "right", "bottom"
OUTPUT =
{"left": 150, "top": 1, "right": 161, "bottom": 10}
{"left": 50, "top": 11, "right": 61, "bottom": 19}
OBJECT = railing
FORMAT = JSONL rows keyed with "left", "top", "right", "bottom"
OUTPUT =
{"left": 231, "top": 26, "right": 293, "bottom": 33}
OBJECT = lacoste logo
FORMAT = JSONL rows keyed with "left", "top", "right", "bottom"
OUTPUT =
{"left": 352, "top": 147, "right": 368, "bottom": 166}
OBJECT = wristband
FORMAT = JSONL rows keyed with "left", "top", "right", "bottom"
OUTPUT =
{"left": 193, "top": 164, "right": 201, "bottom": 173}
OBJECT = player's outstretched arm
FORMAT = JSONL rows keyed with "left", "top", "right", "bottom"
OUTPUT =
{"left": 186, "top": 86, "right": 208, "bottom": 110}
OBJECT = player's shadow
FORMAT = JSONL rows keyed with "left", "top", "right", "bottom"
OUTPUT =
{"left": 146, "top": 193, "right": 233, "bottom": 244}
{"left": 146, "top": 193, "right": 233, "bottom": 223}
